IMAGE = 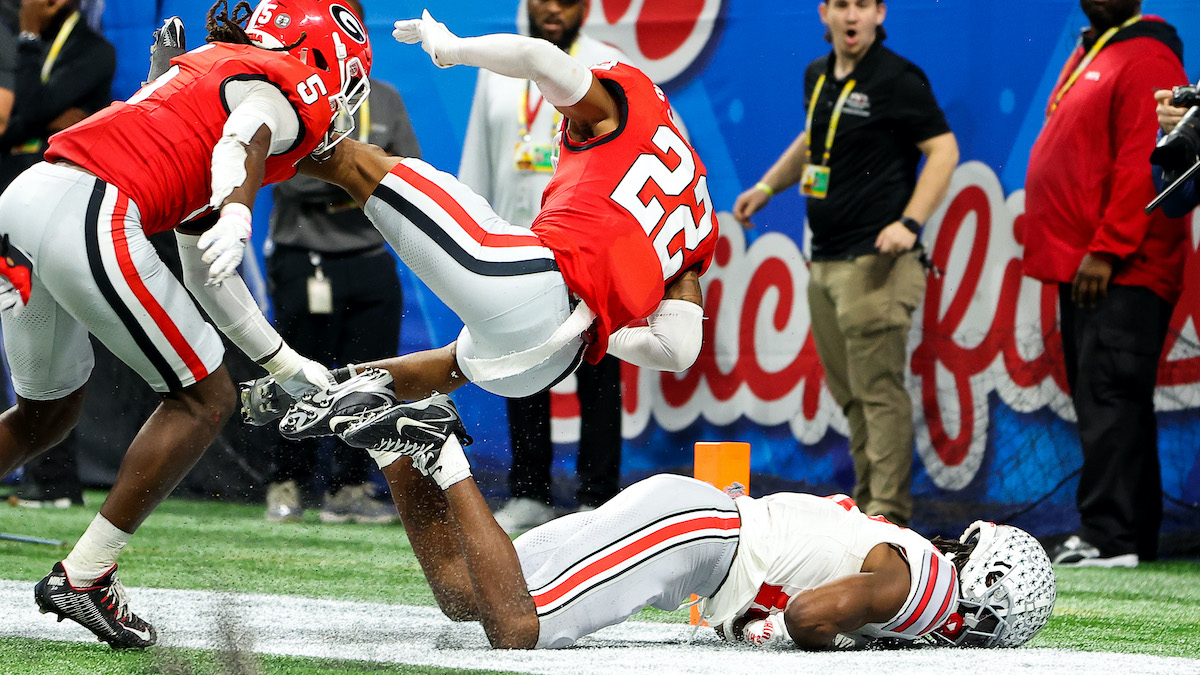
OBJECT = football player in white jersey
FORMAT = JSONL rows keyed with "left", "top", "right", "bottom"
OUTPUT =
{"left": 354, "top": 400, "right": 1056, "bottom": 651}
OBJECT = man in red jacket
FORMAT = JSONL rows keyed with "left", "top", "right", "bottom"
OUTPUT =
{"left": 1021, "top": 0, "right": 1188, "bottom": 568}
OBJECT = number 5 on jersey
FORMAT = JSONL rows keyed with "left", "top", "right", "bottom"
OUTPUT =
{"left": 297, "top": 74, "right": 327, "bottom": 105}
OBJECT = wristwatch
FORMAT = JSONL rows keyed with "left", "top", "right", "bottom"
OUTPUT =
{"left": 900, "top": 216, "right": 923, "bottom": 235}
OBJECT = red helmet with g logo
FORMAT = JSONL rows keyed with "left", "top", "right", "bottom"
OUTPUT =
{"left": 244, "top": 0, "right": 372, "bottom": 153}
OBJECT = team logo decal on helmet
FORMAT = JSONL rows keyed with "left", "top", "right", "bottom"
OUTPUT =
{"left": 275, "top": 14, "right": 290, "bottom": 28}
{"left": 329, "top": 4, "right": 366, "bottom": 44}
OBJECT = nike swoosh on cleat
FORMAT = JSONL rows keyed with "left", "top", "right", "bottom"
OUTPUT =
{"left": 395, "top": 417, "right": 437, "bottom": 433}
{"left": 123, "top": 625, "right": 153, "bottom": 642}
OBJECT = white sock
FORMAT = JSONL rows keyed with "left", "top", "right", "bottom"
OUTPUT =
{"left": 431, "top": 434, "right": 472, "bottom": 490}
{"left": 61, "top": 514, "right": 132, "bottom": 586}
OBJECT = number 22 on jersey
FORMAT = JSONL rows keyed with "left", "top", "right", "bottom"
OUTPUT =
{"left": 610, "top": 125, "right": 715, "bottom": 280}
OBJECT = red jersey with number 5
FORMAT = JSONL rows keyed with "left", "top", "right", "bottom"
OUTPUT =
{"left": 532, "top": 61, "right": 718, "bottom": 363}
{"left": 45, "top": 43, "right": 334, "bottom": 235}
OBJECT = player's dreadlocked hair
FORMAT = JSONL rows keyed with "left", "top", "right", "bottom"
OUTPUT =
{"left": 206, "top": 0, "right": 255, "bottom": 44}
{"left": 205, "top": 0, "right": 305, "bottom": 50}
{"left": 931, "top": 536, "right": 977, "bottom": 577}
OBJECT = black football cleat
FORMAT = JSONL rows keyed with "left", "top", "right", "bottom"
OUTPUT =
{"left": 147, "top": 17, "right": 186, "bottom": 83}
{"left": 278, "top": 367, "right": 398, "bottom": 440}
{"left": 340, "top": 393, "right": 472, "bottom": 458}
{"left": 34, "top": 562, "right": 157, "bottom": 650}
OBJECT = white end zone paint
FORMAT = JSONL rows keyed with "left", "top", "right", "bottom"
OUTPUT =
{"left": 1, "top": 581, "right": 1193, "bottom": 674}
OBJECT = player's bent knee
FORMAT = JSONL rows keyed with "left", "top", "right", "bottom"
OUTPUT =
{"left": 11, "top": 390, "right": 87, "bottom": 453}
{"left": 174, "top": 369, "right": 237, "bottom": 427}
{"left": 483, "top": 612, "right": 540, "bottom": 650}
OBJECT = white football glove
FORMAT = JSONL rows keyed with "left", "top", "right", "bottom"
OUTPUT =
{"left": 276, "top": 357, "right": 336, "bottom": 399}
{"left": 0, "top": 276, "right": 25, "bottom": 316}
{"left": 198, "top": 203, "right": 252, "bottom": 286}
{"left": 741, "top": 616, "right": 789, "bottom": 647}
{"left": 393, "top": 10, "right": 461, "bottom": 68}
{"left": 262, "top": 344, "right": 336, "bottom": 399}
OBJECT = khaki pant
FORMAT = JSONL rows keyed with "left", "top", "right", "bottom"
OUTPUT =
{"left": 808, "top": 251, "right": 926, "bottom": 525}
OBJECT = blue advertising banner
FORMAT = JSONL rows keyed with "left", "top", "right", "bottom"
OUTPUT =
{"left": 99, "top": 1, "right": 1200, "bottom": 536}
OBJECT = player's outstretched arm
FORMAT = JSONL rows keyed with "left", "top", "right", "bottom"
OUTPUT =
{"left": 393, "top": 11, "right": 619, "bottom": 136}
{"left": 297, "top": 138, "right": 403, "bottom": 206}
{"left": 176, "top": 124, "right": 333, "bottom": 398}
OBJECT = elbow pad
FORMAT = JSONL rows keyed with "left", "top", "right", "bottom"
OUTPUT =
{"left": 177, "top": 232, "right": 282, "bottom": 362}
{"left": 606, "top": 299, "right": 703, "bottom": 371}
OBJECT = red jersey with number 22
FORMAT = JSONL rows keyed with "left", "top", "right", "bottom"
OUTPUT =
{"left": 532, "top": 61, "right": 718, "bottom": 363}
{"left": 45, "top": 43, "right": 334, "bottom": 235}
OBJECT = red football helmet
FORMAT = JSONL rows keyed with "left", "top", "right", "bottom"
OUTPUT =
{"left": 244, "top": 0, "right": 372, "bottom": 153}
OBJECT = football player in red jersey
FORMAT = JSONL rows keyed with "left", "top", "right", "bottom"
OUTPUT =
{"left": 247, "top": 9, "right": 717, "bottom": 426}
{"left": 0, "top": 0, "right": 370, "bottom": 649}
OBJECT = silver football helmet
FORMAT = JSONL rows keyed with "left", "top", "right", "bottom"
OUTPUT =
{"left": 934, "top": 521, "right": 1056, "bottom": 648}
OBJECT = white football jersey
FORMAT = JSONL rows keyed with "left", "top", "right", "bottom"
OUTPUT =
{"left": 699, "top": 492, "right": 958, "bottom": 641}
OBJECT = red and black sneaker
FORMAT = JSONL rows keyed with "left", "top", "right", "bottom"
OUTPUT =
{"left": 34, "top": 562, "right": 157, "bottom": 649}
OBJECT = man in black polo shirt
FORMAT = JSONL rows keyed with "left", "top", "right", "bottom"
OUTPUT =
{"left": 732, "top": 0, "right": 958, "bottom": 526}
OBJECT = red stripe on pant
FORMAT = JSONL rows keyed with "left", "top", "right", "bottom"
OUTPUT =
{"left": 532, "top": 515, "right": 738, "bottom": 609}
{"left": 388, "top": 161, "right": 543, "bottom": 249}
{"left": 108, "top": 194, "right": 209, "bottom": 383}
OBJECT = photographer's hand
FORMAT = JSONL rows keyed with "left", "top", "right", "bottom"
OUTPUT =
{"left": 1155, "top": 89, "right": 1187, "bottom": 134}
{"left": 1071, "top": 253, "right": 1114, "bottom": 308}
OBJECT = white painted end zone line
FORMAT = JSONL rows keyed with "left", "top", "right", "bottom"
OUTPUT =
{"left": 1, "top": 581, "right": 1195, "bottom": 674}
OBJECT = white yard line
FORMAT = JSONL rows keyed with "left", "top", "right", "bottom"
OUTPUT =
{"left": 1, "top": 580, "right": 1196, "bottom": 674}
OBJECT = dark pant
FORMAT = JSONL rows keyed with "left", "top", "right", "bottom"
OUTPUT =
{"left": 1059, "top": 284, "right": 1171, "bottom": 560}
{"left": 266, "top": 245, "right": 402, "bottom": 493}
{"left": 507, "top": 354, "right": 622, "bottom": 508}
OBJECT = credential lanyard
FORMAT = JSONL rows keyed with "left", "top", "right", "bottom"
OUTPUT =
{"left": 804, "top": 74, "right": 857, "bottom": 166}
{"left": 518, "top": 42, "right": 579, "bottom": 139}
{"left": 357, "top": 97, "right": 371, "bottom": 143}
{"left": 42, "top": 11, "right": 81, "bottom": 83}
{"left": 1048, "top": 14, "right": 1142, "bottom": 117}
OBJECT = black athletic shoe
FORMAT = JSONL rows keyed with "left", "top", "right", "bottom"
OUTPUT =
{"left": 34, "top": 562, "right": 157, "bottom": 650}
{"left": 279, "top": 368, "right": 398, "bottom": 440}
{"left": 147, "top": 17, "right": 185, "bottom": 83}
{"left": 340, "top": 393, "right": 473, "bottom": 456}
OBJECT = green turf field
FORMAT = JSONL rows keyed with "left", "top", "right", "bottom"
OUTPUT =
{"left": 2, "top": 491, "right": 1198, "bottom": 673}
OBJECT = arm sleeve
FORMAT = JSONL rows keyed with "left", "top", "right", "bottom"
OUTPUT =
{"left": 447, "top": 33, "right": 592, "bottom": 108}
{"left": 1090, "top": 51, "right": 1190, "bottom": 258}
{"left": 606, "top": 299, "right": 704, "bottom": 371}
{"left": 176, "top": 232, "right": 284, "bottom": 362}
